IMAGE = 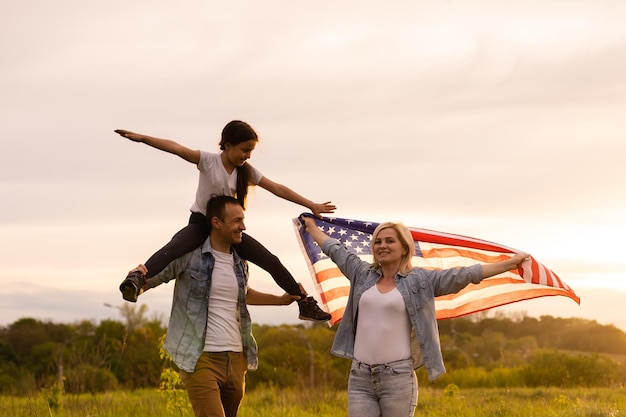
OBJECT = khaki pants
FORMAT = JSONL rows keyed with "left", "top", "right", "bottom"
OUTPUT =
{"left": 180, "top": 351, "right": 247, "bottom": 417}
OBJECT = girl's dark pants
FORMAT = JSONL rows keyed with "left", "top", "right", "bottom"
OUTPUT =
{"left": 143, "top": 212, "right": 304, "bottom": 297}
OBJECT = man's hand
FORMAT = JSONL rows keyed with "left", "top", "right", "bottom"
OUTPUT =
{"left": 246, "top": 283, "right": 308, "bottom": 306}
{"left": 128, "top": 264, "right": 149, "bottom": 293}
{"left": 276, "top": 293, "right": 302, "bottom": 305}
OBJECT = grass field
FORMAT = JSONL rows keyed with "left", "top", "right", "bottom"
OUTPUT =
{"left": 2, "top": 386, "right": 625, "bottom": 417}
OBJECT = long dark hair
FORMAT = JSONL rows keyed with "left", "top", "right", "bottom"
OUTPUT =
{"left": 219, "top": 120, "right": 258, "bottom": 209}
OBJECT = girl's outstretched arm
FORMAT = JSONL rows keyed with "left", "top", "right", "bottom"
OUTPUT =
{"left": 115, "top": 129, "right": 201, "bottom": 164}
{"left": 257, "top": 176, "right": 336, "bottom": 218}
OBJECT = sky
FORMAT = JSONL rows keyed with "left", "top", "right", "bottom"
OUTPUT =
{"left": 2, "top": 1, "right": 626, "bottom": 331}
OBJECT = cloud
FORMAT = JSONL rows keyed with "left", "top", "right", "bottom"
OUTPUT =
{"left": 1, "top": 0, "right": 625, "bottom": 331}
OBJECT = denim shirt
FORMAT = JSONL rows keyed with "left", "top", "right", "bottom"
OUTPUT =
{"left": 146, "top": 239, "right": 258, "bottom": 373}
{"left": 322, "top": 238, "right": 482, "bottom": 381}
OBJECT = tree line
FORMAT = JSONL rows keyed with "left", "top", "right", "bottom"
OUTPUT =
{"left": 1, "top": 306, "right": 624, "bottom": 396}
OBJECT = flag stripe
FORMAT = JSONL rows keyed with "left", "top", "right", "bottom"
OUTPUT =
{"left": 410, "top": 229, "right": 516, "bottom": 253}
{"left": 316, "top": 267, "right": 345, "bottom": 282}
{"left": 435, "top": 287, "right": 577, "bottom": 319}
{"left": 316, "top": 280, "right": 350, "bottom": 304}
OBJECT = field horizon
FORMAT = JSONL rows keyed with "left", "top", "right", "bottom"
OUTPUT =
{"left": 2, "top": 386, "right": 625, "bottom": 417}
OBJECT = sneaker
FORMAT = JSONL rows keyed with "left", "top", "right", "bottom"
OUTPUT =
{"left": 119, "top": 271, "right": 146, "bottom": 303}
{"left": 298, "top": 296, "right": 331, "bottom": 322}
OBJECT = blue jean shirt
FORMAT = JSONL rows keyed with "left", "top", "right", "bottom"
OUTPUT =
{"left": 322, "top": 238, "right": 482, "bottom": 381}
{"left": 146, "top": 239, "right": 258, "bottom": 373}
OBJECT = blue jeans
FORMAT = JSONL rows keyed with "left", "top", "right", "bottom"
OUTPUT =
{"left": 348, "top": 358, "right": 418, "bottom": 417}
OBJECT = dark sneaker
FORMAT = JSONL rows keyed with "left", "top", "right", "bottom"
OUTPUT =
{"left": 298, "top": 296, "right": 331, "bottom": 322}
{"left": 119, "top": 271, "right": 146, "bottom": 303}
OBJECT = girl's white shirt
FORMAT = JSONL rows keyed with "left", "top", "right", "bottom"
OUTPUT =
{"left": 191, "top": 151, "right": 263, "bottom": 215}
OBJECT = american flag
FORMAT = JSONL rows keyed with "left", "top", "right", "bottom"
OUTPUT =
{"left": 293, "top": 214, "right": 580, "bottom": 326}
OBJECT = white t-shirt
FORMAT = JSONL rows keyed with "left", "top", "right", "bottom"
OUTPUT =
{"left": 204, "top": 250, "right": 244, "bottom": 352}
{"left": 190, "top": 151, "right": 263, "bottom": 215}
{"left": 353, "top": 285, "right": 412, "bottom": 365}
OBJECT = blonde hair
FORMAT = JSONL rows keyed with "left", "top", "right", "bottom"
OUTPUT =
{"left": 371, "top": 222, "right": 415, "bottom": 274}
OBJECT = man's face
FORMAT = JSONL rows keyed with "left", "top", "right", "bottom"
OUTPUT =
{"left": 217, "top": 202, "right": 246, "bottom": 244}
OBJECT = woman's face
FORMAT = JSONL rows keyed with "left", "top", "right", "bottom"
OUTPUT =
{"left": 373, "top": 227, "right": 406, "bottom": 265}
{"left": 224, "top": 139, "right": 257, "bottom": 166}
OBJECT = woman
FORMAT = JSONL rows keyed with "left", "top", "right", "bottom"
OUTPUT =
{"left": 302, "top": 215, "right": 528, "bottom": 416}
{"left": 116, "top": 121, "right": 335, "bottom": 322}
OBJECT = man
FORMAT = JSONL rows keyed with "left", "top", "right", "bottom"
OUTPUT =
{"left": 129, "top": 195, "right": 301, "bottom": 417}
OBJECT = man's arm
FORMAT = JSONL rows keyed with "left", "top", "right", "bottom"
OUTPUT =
{"left": 129, "top": 262, "right": 178, "bottom": 293}
{"left": 246, "top": 288, "right": 301, "bottom": 306}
